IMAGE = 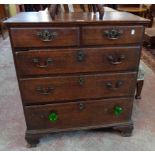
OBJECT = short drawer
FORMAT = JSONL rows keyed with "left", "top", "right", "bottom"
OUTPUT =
{"left": 20, "top": 73, "right": 137, "bottom": 105}
{"left": 25, "top": 98, "right": 133, "bottom": 130}
{"left": 16, "top": 46, "right": 140, "bottom": 76}
{"left": 10, "top": 27, "right": 79, "bottom": 48}
{"left": 82, "top": 26, "right": 144, "bottom": 46}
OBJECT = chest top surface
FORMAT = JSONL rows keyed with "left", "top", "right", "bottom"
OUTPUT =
{"left": 5, "top": 10, "right": 149, "bottom": 26}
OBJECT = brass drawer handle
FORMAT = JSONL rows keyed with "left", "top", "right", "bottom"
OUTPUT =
{"left": 107, "top": 55, "right": 125, "bottom": 65}
{"left": 106, "top": 80, "right": 124, "bottom": 90}
{"left": 37, "top": 30, "right": 58, "bottom": 41}
{"left": 104, "top": 28, "right": 123, "bottom": 40}
{"left": 76, "top": 50, "right": 86, "bottom": 62}
{"left": 36, "top": 85, "right": 55, "bottom": 95}
{"left": 33, "top": 58, "right": 53, "bottom": 68}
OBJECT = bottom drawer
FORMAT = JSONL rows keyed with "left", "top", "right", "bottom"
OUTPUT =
{"left": 25, "top": 98, "right": 133, "bottom": 131}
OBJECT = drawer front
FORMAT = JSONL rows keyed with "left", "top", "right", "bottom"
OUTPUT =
{"left": 20, "top": 73, "right": 137, "bottom": 105}
{"left": 16, "top": 46, "right": 140, "bottom": 76}
{"left": 25, "top": 98, "right": 133, "bottom": 130}
{"left": 10, "top": 27, "right": 79, "bottom": 48}
{"left": 82, "top": 26, "right": 144, "bottom": 46}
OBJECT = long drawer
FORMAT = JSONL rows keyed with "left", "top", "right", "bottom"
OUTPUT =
{"left": 82, "top": 26, "right": 144, "bottom": 46}
{"left": 16, "top": 46, "right": 140, "bottom": 76}
{"left": 20, "top": 72, "right": 137, "bottom": 105}
{"left": 25, "top": 98, "right": 133, "bottom": 130}
{"left": 10, "top": 27, "right": 79, "bottom": 48}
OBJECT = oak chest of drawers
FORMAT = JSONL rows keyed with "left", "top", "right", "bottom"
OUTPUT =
{"left": 5, "top": 11, "right": 149, "bottom": 147}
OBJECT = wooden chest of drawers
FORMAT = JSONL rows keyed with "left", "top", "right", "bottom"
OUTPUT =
{"left": 5, "top": 11, "right": 149, "bottom": 147}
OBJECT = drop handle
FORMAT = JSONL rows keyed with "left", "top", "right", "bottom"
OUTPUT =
{"left": 107, "top": 55, "right": 125, "bottom": 65}
{"left": 36, "top": 85, "right": 55, "bottom": 95}
{"left": 106, "top": 80, "right": 124, "bottom": 90}
{"left": 33, "top": 57, "right": 53, "bottom": 68}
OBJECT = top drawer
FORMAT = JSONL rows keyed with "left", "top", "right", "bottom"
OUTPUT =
{"left": 10, "top": 27, "right": 79, "bottom": 48}
{"left": 82, "top": 26, "right": 144, "bottom": 46}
